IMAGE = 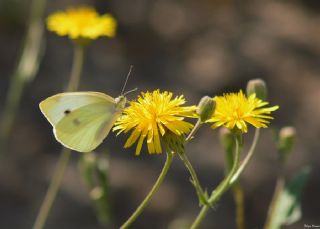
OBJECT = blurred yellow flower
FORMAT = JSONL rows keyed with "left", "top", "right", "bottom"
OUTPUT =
{"left": 207, "top": 90, "right": 279, "bottom": 133}
{"left": 113, "top": 90, "right": 196, "bottom": 155}
{"left": 47, "top": 6, "right": 117, "bottom": 40}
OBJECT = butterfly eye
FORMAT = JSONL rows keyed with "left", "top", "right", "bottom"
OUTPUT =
{"left": 64, "top": 109, "right": 71, "bottom": 115}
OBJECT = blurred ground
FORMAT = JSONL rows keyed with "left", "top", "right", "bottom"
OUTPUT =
{"left": 0, "top": 0, "right": 320, "bottom": 228}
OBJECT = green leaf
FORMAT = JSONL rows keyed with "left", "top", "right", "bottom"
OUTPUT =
{"left": 268, "top": 166, "right": 311, "bottom": 229}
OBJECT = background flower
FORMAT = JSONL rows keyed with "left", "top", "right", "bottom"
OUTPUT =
{"left": 47, "top": 6, "right": 117, "bottom": 40}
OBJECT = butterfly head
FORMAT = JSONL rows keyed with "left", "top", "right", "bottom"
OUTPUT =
{"left": 115, "top": 95, "right": 127, "bottom": 110}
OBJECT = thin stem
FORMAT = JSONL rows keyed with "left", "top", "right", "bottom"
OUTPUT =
{"left": 33, "top": 148, "right": 71, "bottom": 229}
{"left": 232, "top": 183, "right": 245, "bottom": 229}
{"left": 120, "top": 152, "right": 174, "bottom": 229}
{"left": 190, "top": 134, "right": 242, "bottom": 229}
{"left": 0, "top": 77, "right": 24, "bottom": 155}
{"left": 180, "top": 119, "right": 208, "bottom": 204}
{"left": 230, "top": 129, "right": 260, "bottom": 185}
{"left": 33, "top": 43, "right": 85, "bottom": 229}
{"left": 66, "top": 44, "right": 84, "bottom": 92}
{"left": 222, "top": 132, "right": 245, "bottom": 229}
{"left": 0, "top": 0, "right": 46, "bottom": 156}
{"left": 186, "top": 120, "right": 202, "bottom": 143}
{"left": 178, "top": 151, "right": 208, "bottom": 205}
{"left": 263, "top": 175, "right": 285, "bottom": 229}
{"left": 208, "top": 134, "right": 242, "bottom": 203}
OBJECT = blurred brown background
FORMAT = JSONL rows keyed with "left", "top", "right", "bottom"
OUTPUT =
{"left": 0, "top": 0, "right": 320, "bottom": 228}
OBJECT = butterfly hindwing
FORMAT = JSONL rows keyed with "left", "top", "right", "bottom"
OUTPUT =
{"left": 39, "top": 92, "right": 121, "bottom": 152}
{"left": 54, "top": 102, "right": 119, "bottom": 152}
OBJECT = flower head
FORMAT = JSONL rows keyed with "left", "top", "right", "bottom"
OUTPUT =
{"left": 207, "top": 90, "right": 279, "bottom": 133}
{"left": 47, "top": 6, "right": 117, "bottom": 40}
{"left": 113, "top": 90, "right": 196, "bottom": 155}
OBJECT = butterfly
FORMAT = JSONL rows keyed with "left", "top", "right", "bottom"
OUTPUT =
{"left": 39, "top": 92, "right": 127, "bottom": 152}
{"left": 39, "top": 66, "right": 135, "bottom": 153}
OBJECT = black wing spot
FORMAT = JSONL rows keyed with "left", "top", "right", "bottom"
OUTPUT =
{"left": 64, "top": 109, "right": 71, "bottom": 115}
{"left": 73, "top": 118, "right": 81, "bottom": 126}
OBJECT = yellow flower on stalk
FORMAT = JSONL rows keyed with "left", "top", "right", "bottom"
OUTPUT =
{"left": 47, "top": 6, "right": 117, "bottom": 40}
{"left": 207, "top": 90, "right": 279, "bottom": 133}
{"left": 113, "top": 90, "right": 196, "bottom": 155}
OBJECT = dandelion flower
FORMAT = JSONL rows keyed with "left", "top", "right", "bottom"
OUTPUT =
{"left": 207, "top": 90, "right": 279, "bottom": 133}
{"left": 47, "top": 6, "right": 117, "bottom": 40}
{"left": 113, "top": 90, "right": 196, "bottom": 155}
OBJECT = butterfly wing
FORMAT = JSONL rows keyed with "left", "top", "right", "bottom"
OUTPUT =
{"left": 40, "top": 92, "right": 121, "bottom": 152}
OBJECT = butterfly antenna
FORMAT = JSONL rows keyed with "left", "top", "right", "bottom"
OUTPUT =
{"left": 121, "top": 65, "right": 133, "bottom": 95}
{"left": 123, "top": 87, "right": 138, "bottom": 96}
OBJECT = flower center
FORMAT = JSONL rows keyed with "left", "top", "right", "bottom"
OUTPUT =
{"left": 232, "top": 107, "right": 244, "bottom": 120}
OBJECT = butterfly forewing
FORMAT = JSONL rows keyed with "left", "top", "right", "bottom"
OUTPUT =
{"left": 39, "top": 92, "right": 115, "bottom": 126}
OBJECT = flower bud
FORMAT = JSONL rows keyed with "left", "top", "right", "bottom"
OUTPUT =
{"left": 90, "top": 186, "right": 104, "bottom": 200}
{"left": 246, "top": 78, "right": 267, "bottom": 100}
{"left": 197, "top": 96, "right": 216, "bottom": 122}
{"left": 277, "top": 126, "right": 296, "bottom": 163}
{"left": 79, "top": 153, "right": 97, "bottom": 187}
{"left": 89, "top": 185, "right": 111, "bottom": 225}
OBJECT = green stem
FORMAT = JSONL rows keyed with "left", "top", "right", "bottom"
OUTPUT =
{"left": 178, "top": 151, "right": 208, "bottom": 205}
{"left": 230, "top": 129, "right": 260, "bottom": 185}
{"left": 120, "top": 151, "right": 174, "bottom": 229}
{"left": 33, "top": 148, "right": 71, "bottom": 229}
{"left": 0, "top": 77, "right": 24, "bottom": 155}
{"left": 186, "top": 120, "right": 202, "bottom": 143}
{"left": 190, "top": 134, "right": 242, "bottom": 229}
{"left": 33, "top": 43, "right": 85, "bottom": 229}
{"left": 180, "top": 119, "right": 208, "bottom": 205}
{"left": 0, "top": 0, "right": 46, "bottom": 156}
{"left": 66, "top": 44, "right": 85, "bottom": 92}
{"left": 223, "top": 135, "right": 245, "bottom": 229}
{"left": 263, "top": 175, "right": 285, "bottom": 229}
{"left": 232, "top": 183, "right": 245, "bottom": 229}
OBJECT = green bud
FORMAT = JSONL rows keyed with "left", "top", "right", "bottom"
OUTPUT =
{"left": 246, "top": 78, "right": 267, "bottom": 100}
{"left": 90, "top": 186, "right": 104, "bottom": 200}
{"left": 90, "top": 186, "right": 111, "bottom": 226}
{"left": 277, "top": 126, "right": 296, "bottom": 163}
{"left": 79, "top": 153, "right": 97, "bottom": 187}
{"left": 96, "top": 156, "right": 110, "bottom": 176}
{"left": 197, "top": 96, "right": 216, "bottom": 122}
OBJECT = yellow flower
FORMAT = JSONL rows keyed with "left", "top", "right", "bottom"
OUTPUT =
{"left": 113, "top": 90, "right": 196, "bottom": 155}
{"left": 47, "top": 6, "right": 117, "bottom": 40}
{"left": 207, "top": 90, "right": 279, "bottom": 133}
